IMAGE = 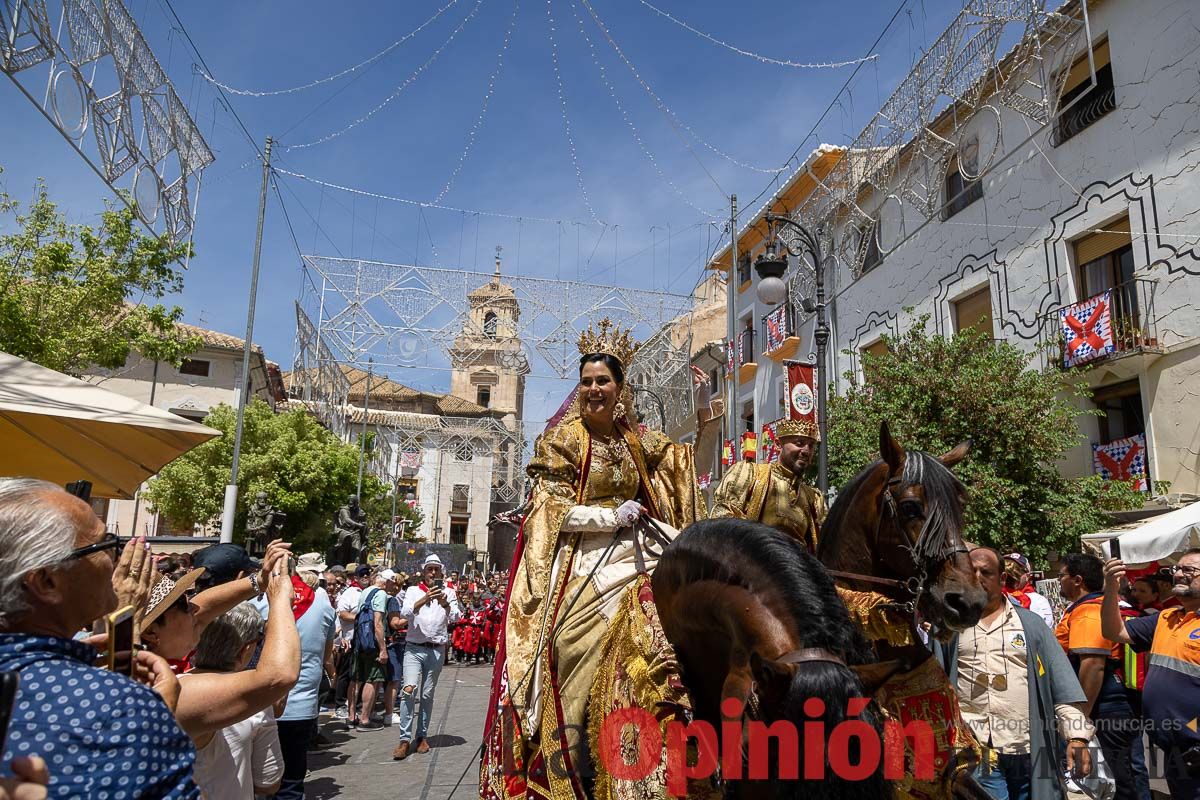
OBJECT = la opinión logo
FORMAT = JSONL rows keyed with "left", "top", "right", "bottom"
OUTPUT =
{"left": 595, "top": 697, "right": 937, "bottom": 796}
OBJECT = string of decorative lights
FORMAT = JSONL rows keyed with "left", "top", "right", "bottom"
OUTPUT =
{"left": 631, "top": 0, "right": 879, "bottom": 70}
{"left": 576, "top": 0, "right": 784, "bottom": 177}
{"left": 434, "top": 0, "right": 520, "bottom": 203}
{"left": 545, "top": 0, "right": 603, "bottom": 224}
{"left": 274, "top": 165, "right": 598, "bottom": 225}
{"left": 282, "top": 0, "right": 485, "bottom": 151}
{"left": 198, "top": 0, "right": 463, "bottom": 96}
{"left": 566, "top": 0, "right": 719, "bottom": 220}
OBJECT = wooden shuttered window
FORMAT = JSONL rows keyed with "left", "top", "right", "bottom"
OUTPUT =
{"left": 1074, "top": 216, "right": 1131, "bottom": 266}
{"left": 953, "top": 287, "right": 994, "bottom": 337}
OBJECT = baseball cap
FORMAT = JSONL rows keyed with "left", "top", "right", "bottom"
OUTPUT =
{"left": 295, "top": 553, "right": 327, "bottom": 574}
{"left": 1003, "top": 553, "right": 1032, "bottom": 572}
{"left": 329, "top": 564, "right": 346, "bottom": 575}
{"left": 379, "top": 568, "right": 398, "bottom": 582}
{"left": 192, "top": 544, "right": 259, "bottom": 587}
{"left": 354, "top": 564, "right": 372, "bottom": 578}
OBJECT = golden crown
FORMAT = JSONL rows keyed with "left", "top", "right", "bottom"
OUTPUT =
{"left": 777, "top": 417, "right": 820, "bottom": 441}
{"left": 577, "top": 317, "right": 639, "bottom": 367}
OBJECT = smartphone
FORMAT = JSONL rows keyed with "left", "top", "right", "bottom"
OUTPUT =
{"left": 105, "top": 605, "right": 136, "bottom": 675}
{"left": 0, "top": 671, "right": 17, "bottom": 756}
{"left": 1110, "top": 539, "right": 1122, "bottom": 560}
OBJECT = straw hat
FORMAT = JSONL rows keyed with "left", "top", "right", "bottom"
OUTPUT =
{"left": 142, "top": 568, "right": 205, "bottom": 628}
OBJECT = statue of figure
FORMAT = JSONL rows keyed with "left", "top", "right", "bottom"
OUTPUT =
{"left": 245, "top": 492, "right": 279, "bottom": 558}
{"left": 330, "top": 494, "right": 368, "bottom": 566}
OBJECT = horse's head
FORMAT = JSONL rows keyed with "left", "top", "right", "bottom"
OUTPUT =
{"left": 874, "top": 422, "right": 985, "bottom": 637}
{"left": 819, "top": 422, "right": 986, "bottom": 640}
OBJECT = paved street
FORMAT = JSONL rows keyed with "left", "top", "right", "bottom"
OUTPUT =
{"left": 305, "top": 661, "right": 493, "bottom": 799}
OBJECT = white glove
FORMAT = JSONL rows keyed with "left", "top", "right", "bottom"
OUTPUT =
{"left": 615, "top": 500, "right": 645, "bottom": 528}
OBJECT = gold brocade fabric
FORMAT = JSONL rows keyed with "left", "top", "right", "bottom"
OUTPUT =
{"left": 482, "top": 418, "right": 705, "bottom": 800}
{"left": 710, "top": 461, "right": 827, "bottom": 551}
{"left": 588, "top": 575, "right": 721, "bottom": 800}
{"left": 835, "top": 586, "right": 918, "bottom": 648}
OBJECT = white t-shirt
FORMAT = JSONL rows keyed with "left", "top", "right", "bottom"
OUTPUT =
{"left": 336, "top": 585, "right": 363, "bottom": 644}
{"left": 1025, "top": 591, "right": 1055, "bottom": 627}
{"left": 192, "top": 706, "right": 282, "bottom": 799}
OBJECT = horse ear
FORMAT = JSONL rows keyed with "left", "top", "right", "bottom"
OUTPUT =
{"left": 939, "top": 439, "right": 971, "bottom": 469}
{"left": 879, "top": 421, "right": 905, "bottom": 476}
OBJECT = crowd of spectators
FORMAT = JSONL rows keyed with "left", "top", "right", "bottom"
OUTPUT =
{"left": 0, "top": 477, "right": 508, "bottom": 798}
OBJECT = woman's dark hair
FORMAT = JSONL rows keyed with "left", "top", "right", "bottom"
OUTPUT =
{"left": 578, "top": 353, "right": 624, "bottom": 384}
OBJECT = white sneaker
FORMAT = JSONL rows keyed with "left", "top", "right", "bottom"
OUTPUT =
{"left": 333, "top": 707, "right": 349, "bottom": 720}
{"left": 389, "top": 713, "right": 402, "bottom": 726}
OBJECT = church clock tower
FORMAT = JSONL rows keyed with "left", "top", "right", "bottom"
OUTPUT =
{"left": 448, "top": 248, "right": 528, "bottom": 424}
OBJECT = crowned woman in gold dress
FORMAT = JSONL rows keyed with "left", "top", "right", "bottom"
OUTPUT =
{"left": 480, "top": 319, "right": 719, "bottom": 800}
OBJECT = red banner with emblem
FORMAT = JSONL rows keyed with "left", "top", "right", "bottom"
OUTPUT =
{"left": 764, "top": 304, "right": 790, "bottom": 353}
{"left": 785, "top": 361, "right": 817, "bottom": 424}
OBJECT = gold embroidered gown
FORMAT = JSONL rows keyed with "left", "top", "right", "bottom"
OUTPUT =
{"left": 481, "top": 417, "right": 704, "bottom": 800}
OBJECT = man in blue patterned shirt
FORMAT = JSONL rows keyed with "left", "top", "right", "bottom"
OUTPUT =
{"left": 0, "top": 478, "right": 200, "bottom": 799}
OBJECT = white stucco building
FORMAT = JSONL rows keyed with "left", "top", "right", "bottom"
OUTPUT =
{"left": 84, "top": 322, "right": 285, "bottom": 535}
{"left": 716, "top": 0, "right": 1200, "bottom": 499}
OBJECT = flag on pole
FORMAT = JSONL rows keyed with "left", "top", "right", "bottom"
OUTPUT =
{"left": 721, "top": 439, "right": 736, "bottom": 467}
{"left": 741, "top": 431, "right": 758, "bottom": 461}
{"left": 761, "top": 419, "right": 782, "bottom": 463}
{"left": 764, "top": 305, "right": 790, "bottom": 353}
{"left": 785, "top": 361, "right": 818, "bottom": 424}
{"left": 1060, "top": 290, "right": 1115, "bottom": 368}
{"left": 1093, "top": 433, "right": 1149, "bottom": 492}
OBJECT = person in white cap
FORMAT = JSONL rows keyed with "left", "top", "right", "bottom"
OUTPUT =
{"left": 392, "top": 554, "right": 460, "bottom": 760}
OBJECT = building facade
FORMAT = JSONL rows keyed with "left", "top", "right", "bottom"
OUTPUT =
{"left": 716, "top": 0, "right": 1200, "bottom": 499}
{"left": 84, "top": 322, "right": 285, "bottom": 535}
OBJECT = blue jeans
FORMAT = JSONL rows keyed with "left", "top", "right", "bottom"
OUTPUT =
{"left": 973, "top": 752, "right": 1032, "bottom": 800}
{"left": 397, "top": 641, "right": 444, "bottom": 744}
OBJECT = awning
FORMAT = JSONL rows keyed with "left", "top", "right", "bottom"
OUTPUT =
{"left": 1082, "top": 501, "right": 1200, "bottom": 566}
{"left": 0, "top": 351, "right": 221, "bottom": 499}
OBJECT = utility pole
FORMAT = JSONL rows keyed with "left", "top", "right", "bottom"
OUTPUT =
{"left": 220, "top": 137, "right": 273, "bottom": 544}
{"left": 356, "top": 359, "right": 373, "bottom": 498}
{"left": 726, "top": 195, "right": 738, "bottom": 466}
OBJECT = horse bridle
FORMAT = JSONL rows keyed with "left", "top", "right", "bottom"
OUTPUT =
{"left": 826, "top": 473, "right": 966, "bottom": 613}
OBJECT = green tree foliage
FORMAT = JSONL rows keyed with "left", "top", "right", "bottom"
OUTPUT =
{"left": 145, "top": 400, "right": 393, "bottom": 553}
{"left": 0, "top": 173, "right": 199, "bottom": 374}
{"left": 827, "top": 320, "right": 1143, "bottom": 563}
{"left": 361, "top": 492, "right": 426, "bottom": 554}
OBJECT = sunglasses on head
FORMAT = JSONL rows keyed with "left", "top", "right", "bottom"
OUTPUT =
{"left": 64, "top": 532, "right": 126, "bottom": 561}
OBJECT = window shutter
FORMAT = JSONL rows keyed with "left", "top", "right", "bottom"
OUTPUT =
{"left": 953, "top": 287, "right": 994, "bottom": 336}
{"left": 1074, "top": 216, "right": 1131, "bottom": 265}
{"left": 1063, "top": 39, "right": 1111, "bottom": 96}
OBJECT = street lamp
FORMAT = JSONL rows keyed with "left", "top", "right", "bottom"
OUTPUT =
{"left": 753, "top": 212, "right": 830, "bottom": 497}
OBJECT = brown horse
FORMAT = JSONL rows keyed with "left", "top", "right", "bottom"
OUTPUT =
{"left": 652, "top": 422, "right": 987, "bottom": 799}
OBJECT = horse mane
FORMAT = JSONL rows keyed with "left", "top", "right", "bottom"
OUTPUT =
{"left": 657, "top": 518, "right": 872, "bottom": 663}
{"left": 817, "top": 450, "right": 966, "bottom": 566}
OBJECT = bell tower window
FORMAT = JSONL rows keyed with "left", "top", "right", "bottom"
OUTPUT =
{"left": 484, "top": 311, "right": 498, "bottom": 338}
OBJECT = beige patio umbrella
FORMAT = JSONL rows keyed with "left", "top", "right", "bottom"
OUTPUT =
{"left": 0, "top": 351, "right": 221, "bottom": 499}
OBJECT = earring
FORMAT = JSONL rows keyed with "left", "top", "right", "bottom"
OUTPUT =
{"left": 614, "top": 401, "right": 627, "bottom": 419}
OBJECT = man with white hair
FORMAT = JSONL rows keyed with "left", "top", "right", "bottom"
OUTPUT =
{"left": 0, "top": 478, "right": 199, "bottom": 798}
{"left": 392, "top": 553, "right": 461, "bottom": 760}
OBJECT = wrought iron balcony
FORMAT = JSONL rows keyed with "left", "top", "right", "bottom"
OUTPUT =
{"left": 1039, "top": 278, "right": 1162, "bottom": 370}
{"left": 450, "top": 500, "right": 470, "bottom": 514}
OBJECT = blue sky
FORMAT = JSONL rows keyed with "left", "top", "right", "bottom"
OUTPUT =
{"left": 1, "top": 0, "right": 965, "bottom": 417}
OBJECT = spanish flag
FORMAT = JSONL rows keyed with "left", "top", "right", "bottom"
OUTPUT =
{"left": 741, "top": 431, "right": 758, "bottom": 461}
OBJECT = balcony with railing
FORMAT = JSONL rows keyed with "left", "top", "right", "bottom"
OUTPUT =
{"left": 1038, "top": 278, "right": 1163, "bottom": 372}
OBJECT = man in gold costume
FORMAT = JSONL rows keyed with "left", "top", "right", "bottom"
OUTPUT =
{"left": 480, "top": 319, "right": 716, "bottom": 800}
{"left": 710, "top": 417, "right": 826, "bottom": 552}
